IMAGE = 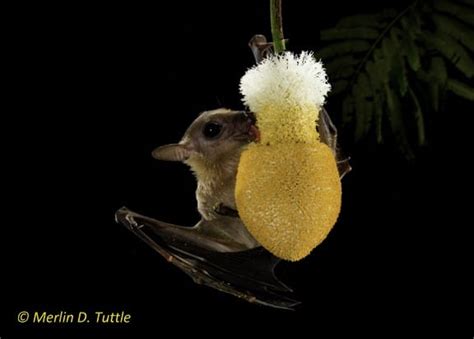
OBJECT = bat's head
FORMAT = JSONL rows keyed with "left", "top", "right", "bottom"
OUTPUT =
{"left": 152, "top": 108, "right": 258, "bottom": 170}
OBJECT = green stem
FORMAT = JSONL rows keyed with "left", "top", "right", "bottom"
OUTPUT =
{"left": 270, "top": 0, "right": 286, "bottom": 54}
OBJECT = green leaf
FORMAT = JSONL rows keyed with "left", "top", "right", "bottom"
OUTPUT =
{"left": 373, "top": 48, "right": 390, "bottom": 82}
{"left": 373, "top": 92, "right": 384, "bottom": 144}
{"left": 318, "top": 1, "right": 473, "bottom": 158}
{"left": 380, "top": 34, "right": 408, "bottom": 96}
{"left": 389, "top": 30, "right": 408, "bottom": 96}
{"left": 332, "top": 66, "right": 355, "bottom": 80}
{"left": 321, "top": 27, "right": 379, "bottom": 41}
{"left": 318, "top": 40, "right": 371, "bottom": 59}
{"left": 330, "top": 80, "right": 349, "bottom": 95}
{"left": 325, "top": 55, "right": 360, "bottom": 74}
{"left": 423, "top": 32, "right": 474, "bottom": 78}
{"left": 431, "top": 57, "right": 448, "bottom": 84}
{"left": 335, "top": 9, "right": 398, "bottom": 28}
{"left": 400, "top": 15, "right": 421, "bottom": 37}
{"left": 415, "top": 69, "right": 431, "bottom": 83}
{"left": 366, "top": 59, "right": 385, "bottom": 143}
{"left": 405, "top": 6, "right": 423, "bottom": 33}
{"left": 427, "top": 57, "right": 448, "bottom": 112}
{"left": 433, "top": 0, "right": 474, "bottom": 26}
{"left": 432, "top": 13, "right": 474, "bottom": 51}
{"left": 447, "top": 78, "right": 474, "bottom": 100}
{"left": 384, "top": 83, "right": 414, "bottom": 159}
{"left": 400, "top": 19, "right": 421, "bottom": 71}
{"left": 365, "top": 60, "right": 378, "bottom": 84}
{"left": 381, "top": 36, "right": 393, "bottom": 59}
{"left": 365, "top": 60, "right": 383, "bottom": 92}
{"left": 408, "top": 86, "right": 426, "bottom": 145}
{"left": 401, "top": 35, "right": 421, "bottom": 71}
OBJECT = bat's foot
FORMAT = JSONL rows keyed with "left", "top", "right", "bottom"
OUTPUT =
{"left": 337, "top": 157, "right": 352, "bottom": 179}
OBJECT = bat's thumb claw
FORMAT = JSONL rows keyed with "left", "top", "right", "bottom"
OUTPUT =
{"left": 115, "top": 206, "right": 141, "bottom": 231}
{"left": 115, "top": 206, "right": 129, "bottom": 223}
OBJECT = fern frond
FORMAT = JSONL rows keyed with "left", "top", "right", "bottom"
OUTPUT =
{"left": 385, "top": 84, "right": 414, "bottom": 159}
{"left": 318, "top": 40, "right": 371, "bottom": 59}
{"left": 373, "top": 48, "right": 390, "bottom": 83}
{"left": 432, "top": 13, "right": 474, "bottom": 51}
{"left": 325, "top": 56, "right": 359, "bottom": 74}
{"left": 401, "top": 33, "right": 421, "bottom": 71}
{"left": 447, "top": 78, "right": 474, "bottom": 100}
{"left": 335, "top": 9, "right": 398, "bottom": 29}
{"left": 400, "top": 13, "right": 421, "bottom": 36}
{"left": 321, "top": 28, "right": 379, "bottom": 41}
{"left": 318, "top": 0, "right": 474, "bottom": 158}
{"left": 353, "top": 73, "right": 374, "bottom": 141}
{"left": 365, "top": 60, "right": 385, "bottom": 143}
{"left": 433, "top": 0, "right": 474, "bottom": 25}
{"left": 430, "top": 57, "right": 448, "bottom": 112}
{"left": 332, "top": 66, "right": 356, "bottom": 80}
{"left": 398, "top": 15, "right": 422, "bottom": 72}
{"left": 431, "top": 57, "right": 448, "bottom": 83}
{"left": 373, "top": 93, "right": 384, "bottom": 144}
{"left": 388, "top": 30, "right": 409, "bottom": 96}
{"left": 423, "top": 31, "right": 474, "bottom": 78}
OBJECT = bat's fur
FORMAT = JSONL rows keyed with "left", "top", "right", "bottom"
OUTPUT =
{"left": 152, "top": 109, "right": 257, "bottom": 220}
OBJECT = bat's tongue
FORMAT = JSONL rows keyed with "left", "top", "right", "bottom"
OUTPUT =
{"left": 249, "top": 124, "right": 260, "bottom": 142}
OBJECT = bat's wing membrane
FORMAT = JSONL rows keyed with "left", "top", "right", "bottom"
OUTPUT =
{"left": 318, "top": 107, "right": 352, "bottom": 179}
{"left": 116, "top": 207, "right": 300, "bottom": 310}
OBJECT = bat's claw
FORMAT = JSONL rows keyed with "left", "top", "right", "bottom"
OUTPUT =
{"left": 337, "top": 157, "right": 352, "bottom": 179}
{"left": 249, "top": 34, "right": 274, "bottom": 63}
{"left": 115, "top": 207, "right": 143, "bottom": 231}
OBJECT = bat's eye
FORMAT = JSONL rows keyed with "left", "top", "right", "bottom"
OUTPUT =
{"left": 203, "top": 122, "right": 222, "bottom": 139}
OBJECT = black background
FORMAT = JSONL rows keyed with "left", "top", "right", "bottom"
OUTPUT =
{"left": 2, "top": 1, "right": 473, "bottom": 337}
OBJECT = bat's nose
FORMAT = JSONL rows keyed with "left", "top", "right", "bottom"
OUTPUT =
{"left": 243, "top": 111, "right": 256, "bottom": 124}
{"left": 237, "top": 111, "right": 259, "bottom": 142}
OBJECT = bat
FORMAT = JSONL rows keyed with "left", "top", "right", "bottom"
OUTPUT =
{"left": 115, "top": 35, "right": 350, "bottom": 310}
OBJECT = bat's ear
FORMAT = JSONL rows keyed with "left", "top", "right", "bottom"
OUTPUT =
{"left": 152, "top": 143, "right": 192, "bottom": 162}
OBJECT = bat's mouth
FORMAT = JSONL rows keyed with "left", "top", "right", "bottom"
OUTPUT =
{"left": 248, "top": 124, "right": 260, "bottom": 142}
{"left": 234, "top": 111, "right": 260, "bottom": 142}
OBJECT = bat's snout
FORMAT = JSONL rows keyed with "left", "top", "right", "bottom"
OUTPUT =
{"left": 234, "top": 111, "right": 260, "bottom": 142}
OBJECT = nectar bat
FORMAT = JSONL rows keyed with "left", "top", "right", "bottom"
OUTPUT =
{"left": 115, "top": 107, "right": 349, "bottom": 310}
{"left": 151, "top": 108, "right": 260, "bottom": 223}
{"left": 115, "top": 35, "right": 350, "bottom": 310}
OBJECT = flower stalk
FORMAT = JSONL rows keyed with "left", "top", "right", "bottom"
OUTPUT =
{"left": 270, "top": 0, "right": 286, "bottom": 54}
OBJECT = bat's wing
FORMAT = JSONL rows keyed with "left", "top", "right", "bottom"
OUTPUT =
{"left": 318, "top": 107, "right": 352, "bottom": 179}
{"left": 115, "top": 207, "right": 300, "bottom": 310}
